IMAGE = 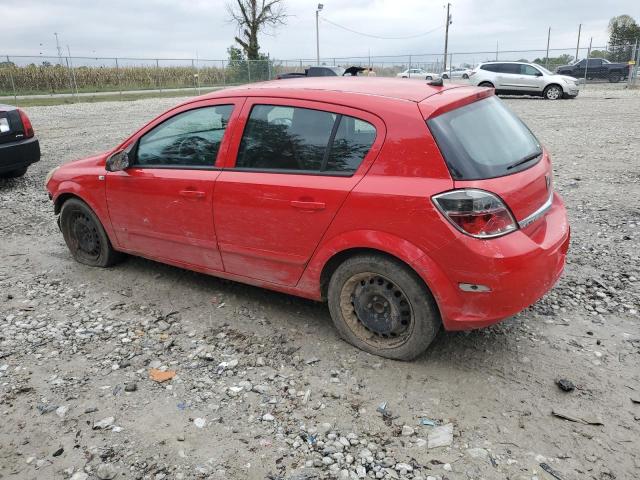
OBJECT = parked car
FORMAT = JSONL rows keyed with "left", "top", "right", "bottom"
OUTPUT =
{"left": 0, "top": 104, "right": 40, "bottom": 178}
{"left": 45, "top": 78, "right": 569, "bottom": 360}
{"left": 469, "top": 61, "right": 579, "bottom": 99}
{"left": 396, "top": 68, "right": 440, "bottom": 80}
{"left": 556, "top": 58, "right": 629, "bottom": 83}
{"left": 441, "top": 67, "right": 471, "bottom": 79}
{"left": 277, "top": 66, "right": 346, "bottom": 79}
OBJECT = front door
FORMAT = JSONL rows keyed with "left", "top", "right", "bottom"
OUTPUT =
{"left": 214, "top": 99, "right": 383, "bottom": 286}
{"left": 106, "top": 101, "right": 239, "bottom": 271}
{"left": 517, "top": 64, "right": 546, "bottom": 93}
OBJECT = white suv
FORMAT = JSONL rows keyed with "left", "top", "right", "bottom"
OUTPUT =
{"left": 469, "top": 62, "right": 580, "bottom": 100}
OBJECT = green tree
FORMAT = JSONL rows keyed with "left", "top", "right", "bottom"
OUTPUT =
{"left": 589, "top": 49, "right": 609, "bottom": 60}
{"left": 227, "top": 0, "right": 287, "bottom": 60}
{"left": 608, "top": 15, "right": 640, "bottom": 61}
{"left": 532, "top": 54, "right": 574, "bottom": 69}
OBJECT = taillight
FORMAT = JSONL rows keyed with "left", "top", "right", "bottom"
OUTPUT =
{"left": 17, "top": 109, "right": 34, "bottom": 138}
{"left": 432, "top": 189, "right": 517, "bottom": 239}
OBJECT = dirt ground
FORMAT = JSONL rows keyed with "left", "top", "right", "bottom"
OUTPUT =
{"left": 1, "top": 85, "right": 639, "bottom": 480}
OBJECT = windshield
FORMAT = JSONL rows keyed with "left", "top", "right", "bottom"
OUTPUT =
{"left": 536, "top": 65, "right": 554, "bottom": 75}
{"left": 427, "top": 96, "right": 542, "bottom": 180}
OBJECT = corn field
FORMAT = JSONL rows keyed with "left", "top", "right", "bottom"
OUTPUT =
{"left": 0, "top": 59, "right": 276, "bottom": 96}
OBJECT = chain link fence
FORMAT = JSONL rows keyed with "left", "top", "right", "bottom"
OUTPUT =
{"left": 1, "top": 44, "right": 638, "bottom": 103}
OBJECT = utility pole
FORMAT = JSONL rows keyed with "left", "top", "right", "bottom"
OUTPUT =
{"left": 545, "top": 27, "right": 551, "bottom": 68}
{"left": 575, "top": 24, "right": 582, "bottom": 62}
{"left": 54, "top": 32, "right": 63, "bottom": 65}
{"left": 443, "top": 3, "right": 452, "bottom": 71}
{"left": 583, "top": 36, "right": 592, "bottom": 86}
{"left": 316, "top": 4, "right": 324, "bottom": 66}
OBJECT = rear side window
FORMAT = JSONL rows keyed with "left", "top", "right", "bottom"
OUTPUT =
{"left": 427, "top": 96, "right": 542, "bottom": 180}
{"left": 236, "top": 105, "right": 376, "bottom": 174}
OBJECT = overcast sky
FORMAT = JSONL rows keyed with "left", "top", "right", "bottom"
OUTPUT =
{"left": 1, "top": 0, "right": 638, "bottom": 62}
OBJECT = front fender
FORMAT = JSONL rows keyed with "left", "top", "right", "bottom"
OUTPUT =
{"left": 51, "top": 178, "right": 118, "bottom": 248}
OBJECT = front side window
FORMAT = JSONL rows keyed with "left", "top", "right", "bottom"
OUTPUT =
{"left": 521, "top": 65, "right": 541, "bottom": 76}
{"left": 135, "top": 105, "right": 233, "bottom": 167}
{"left": 236, "top": 105, "right": 376, "bottom": 174}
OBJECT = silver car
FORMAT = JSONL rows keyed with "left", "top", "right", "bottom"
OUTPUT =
{"left": 469, "top": 61, "right": 580, "bottom": 99}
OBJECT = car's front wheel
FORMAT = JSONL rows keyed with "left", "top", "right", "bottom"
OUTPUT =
{"left": 608, "top": 71, "right": 621, "bottom": 83}
{"left": 0, "top": 167, "right": 28, "bottom": 178}
{"left": 543, "top": 84, "right": 563, "bottom": 100}
{"left": 442, "top": 74, "right": 449, "bottom": 79}
{"left": 462, "top": 73, "right": 469, "bottom": 79}
{"left": 426, "top": 75, "right": 433, "bottom": 80}
{"left": 327, "top": 254, "right": 440, "bottom": 360}
{"left": 60, "top": 198, "right": 123, "bottom": 267}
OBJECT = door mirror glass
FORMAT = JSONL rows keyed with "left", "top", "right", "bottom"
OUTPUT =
{"left": 106, "top": 150, "right": 130, "bottom": 171}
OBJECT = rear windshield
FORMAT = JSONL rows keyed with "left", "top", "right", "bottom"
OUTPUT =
{"left": 427, "top": 96, "right": 542, "bottom": 180}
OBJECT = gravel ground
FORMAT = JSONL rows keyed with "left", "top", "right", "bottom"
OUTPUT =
{"left": 1, "top": 85, "right": 639, "bottom": 480}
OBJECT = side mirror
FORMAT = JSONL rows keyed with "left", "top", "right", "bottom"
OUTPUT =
{"left": 106, "top": 150, "right": 130, "bottom": 172}
{"left": 536, "top": 72, "right": 543, "bottom": 77}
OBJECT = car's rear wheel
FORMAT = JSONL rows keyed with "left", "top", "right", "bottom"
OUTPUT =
{"left": 478, "top": 81, "right": 494, "bottom": 88}
{"left": 426, "top": 75, "right": 433, "bottom": 80}
{"left": 60, "top": 198, "right": 123, "bottom": 267}
{"left": 543, "top": 84, "right": 563, "bottom": 100}
{"left": 0, "top": 167, "right": 28, "bottom": 178}
{"left": 442, "top": 74, "right": 449, "bottom": 79}
{"left": 327, "top": 254, "right": 440, "bottom": 360}
{"left": 462, "top": 73, "right": 469, "bottom": 79}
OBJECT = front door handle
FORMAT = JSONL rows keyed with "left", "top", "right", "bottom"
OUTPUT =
{"left": 179, "top": 190, "right": 206, "bottom": 199}
{"left": 290, "top": 200, "right": 326, "bottom": 211}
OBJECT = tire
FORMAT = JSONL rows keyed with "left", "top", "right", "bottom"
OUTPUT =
{"left": 59, "top": 198, "right": 123, "bottom": 267}
{"left": 478, "top": 81, "right": 494, "bottom": 88}
{"left": 327, "top": 254, "right": 441, "bottom": 361}
{"left": 442, "top": 74, "right": 449, "bottom": 79}
{"left": 462, "top": 73, "right": 469, "bottom": 79}
{"left": 608, "top": 71, "right": 621, "bottom": 83}
{"left": 426, "top": 75, "right": 433, "bottom": 80}
{"left": 0, "top": 167, "right": 28, "bottom": 178}
{"left": 543, "top": 84, "right": 563, "bottom": 100}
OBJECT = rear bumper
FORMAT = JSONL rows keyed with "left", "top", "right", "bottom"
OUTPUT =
{"left": 0, "top": 137, "right": 40, "bottom": 174}
{"left": 414, "top": 193, "right": 570, "bottom": 330}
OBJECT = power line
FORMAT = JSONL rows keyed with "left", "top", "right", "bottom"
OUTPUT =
{"left": 320, "top": 17, "right": 443, "bottom": 40}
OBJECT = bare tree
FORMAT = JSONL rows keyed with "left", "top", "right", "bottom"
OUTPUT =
{"left": 227, "top": 0, "right": 287, "bottom": 60}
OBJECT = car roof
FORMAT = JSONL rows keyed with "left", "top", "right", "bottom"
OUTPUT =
{"left": 0, "top": 104, "right": 17, "bottom": 111}
{"left": 480, "top": 61, "right": 534, "bottom": 65}
{"left": 200, "top": 77, "right": 461, "bottom": 104}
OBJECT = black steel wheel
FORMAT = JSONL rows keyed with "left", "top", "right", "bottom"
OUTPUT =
{"left": 60, "top": 198, "right": 123, "bottom": 267}
{"left": 328, "top": 254, "right": 440, "bottom": 360}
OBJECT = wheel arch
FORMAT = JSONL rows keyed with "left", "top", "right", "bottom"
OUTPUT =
{"left": 52, "top": 183, "right": 118, "bottom": 248}
{"left": 544, "top": 82, "right": 563, "bottom": 93}
{"left": 301, "top": 230, "right": 450, "bottom": 309}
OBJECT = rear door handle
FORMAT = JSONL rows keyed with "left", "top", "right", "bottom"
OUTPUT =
{"left": 290, "top": 200, "right": 326, "bottom": 211}
{"left": 179, "top": 190, "right": 206, "bottom": 199}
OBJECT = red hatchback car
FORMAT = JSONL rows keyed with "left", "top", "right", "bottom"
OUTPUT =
{"left": 45, "top": 78, "right": 569, "bottom": 360}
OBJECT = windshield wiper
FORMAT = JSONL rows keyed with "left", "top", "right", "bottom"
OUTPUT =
{"left": 506, "top": 151, "right": 542, "bottom": 170}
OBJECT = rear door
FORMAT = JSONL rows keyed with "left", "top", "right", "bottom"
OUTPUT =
{"left": 426, "top": 95, "right": 552, "bottom": 226}
{"left": 495, "top": 63, "right": 526, "bottom": 90}
{"left": 213, "top": 99, "right": 383, "bottom": 286}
